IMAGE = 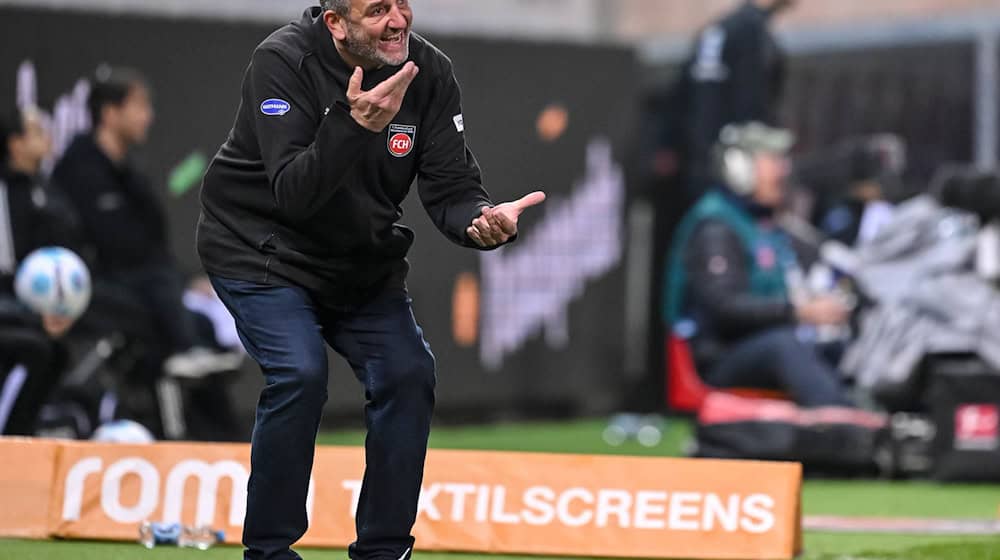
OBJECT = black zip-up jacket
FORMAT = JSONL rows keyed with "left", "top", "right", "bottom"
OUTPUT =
{"left": 52, "top": 134, "right": 171, "bottom": 273}
{"left": 198, "top": 7, "right": 494, "bottom": 305}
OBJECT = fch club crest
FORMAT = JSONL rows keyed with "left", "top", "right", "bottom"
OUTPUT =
{"left": 388, "top": 124, "right": 416, "bottom": 158}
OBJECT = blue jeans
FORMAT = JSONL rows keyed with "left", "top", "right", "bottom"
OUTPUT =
{"left": 210, "top": 276, "right": 435, "bottom": 560}
{"left": 704, "top": 326, "right": 851, "bottom": 407}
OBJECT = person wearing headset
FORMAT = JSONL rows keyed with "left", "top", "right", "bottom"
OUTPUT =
{"left": 664, "top": 122, "right": 853, "bottom": 407}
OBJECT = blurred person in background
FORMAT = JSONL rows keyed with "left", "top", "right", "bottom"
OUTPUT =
{"left": 647, "top": 0, "right": 796, "bottom": 411}
{"left": 0, "top": 106, "right": 81, "bottom": 435}
{"left": 52, "top": 67, "right": 240, "bottom": 380}
{"left": 197, "top": 1, "right": 544, "bottom": 559}
{"left": 664, "top": 122, "right": 853, "bottom": 407}
{"left": 794, "top": 134, "right": 906, "bottom": 246}
{"left": 664, "top": 0, "right": 795, "bottom": 198}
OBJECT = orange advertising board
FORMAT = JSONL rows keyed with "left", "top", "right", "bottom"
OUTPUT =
{"left": 2, "top": 437, "right": 803, "bottom": 559}
{"left": 0, "top": 438, "right": 59, "bottom": 538}
{"left": 47, "top": 441, "right": 252, "bottom": 543}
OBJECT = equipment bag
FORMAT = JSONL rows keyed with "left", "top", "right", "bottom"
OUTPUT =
{"left": 694, "top": 392, "right": 888, "bottom": 476}
{"left": 925, "top": 356, "right": 1000, "bottom": 482}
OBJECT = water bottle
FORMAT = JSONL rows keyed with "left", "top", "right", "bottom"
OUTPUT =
{"left": 602, "top": 413, "right": 640, "bottom": 446}
{"left": 138, "top": 521, "right": 154, "bottom": 549}
{"left": 139, "top": 521, "right": 223, "bottom": 549}
{"left": 179, "top": 525, "right": 225, "bottom": 550}
{"left": 635, "top": 415, "right": 664, "bottom": 447}
{"left": 138, "top": 521, "right": 182, "bottom": 548}
{"left": 603, "top": 414, "right": 665, "bottom": 447}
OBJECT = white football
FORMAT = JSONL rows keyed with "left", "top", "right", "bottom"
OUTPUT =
{"left": 14, "top": 246, "right": 91, "bottom": 320}
{"left": 92, "top": 419, "right": 155, "bottom": 444}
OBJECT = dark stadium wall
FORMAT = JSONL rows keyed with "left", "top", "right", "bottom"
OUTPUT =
{"left": 782, "top": 41, "right": 975, "bottom": 193}
{"left": 0, "top": 6, "right": 638, "bottom": 425}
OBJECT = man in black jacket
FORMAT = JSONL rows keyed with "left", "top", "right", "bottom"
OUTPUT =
{"left": 667, "top": 0, "right": 794, "bottom": 196}
{"left": 198, "top": 3, "right": 544, "bottom": 559}
{"left": 53, "top": 67, "right": 239, "bottom": 380}
{"left": 665, "top": 123, "right": 852, "bottom": 407}
{"left": 0, "top": 106, "right": 79, "bottom": 435}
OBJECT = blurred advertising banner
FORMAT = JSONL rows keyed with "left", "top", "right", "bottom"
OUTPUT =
{"left": 0, "top": 437, "right": 803, "bottom": 559}
{"left": 0, "top": 438, "right": 59, "bottom": 538}
{"left": 0, "top": 5, "right": 637, "bottom": 421}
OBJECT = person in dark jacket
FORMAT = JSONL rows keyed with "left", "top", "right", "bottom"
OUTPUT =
{"left": 665, "top": 122, "right": 852, "bottom": 407}
{"left": 666, "top": 0, "right": 794, "bottom": 196}
{"left": 0, "top": 106, "right": 79, "bottom": 435}
{"left": 197, "top": 3, "right": 545, "bottom": 560}
{"left": 52, "top": 67, "right": 240, "bottom": 380}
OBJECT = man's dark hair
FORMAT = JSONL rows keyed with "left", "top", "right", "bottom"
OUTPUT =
{"left": 320, "top": 0, "right": 349, "bottom": 16}
{"left": 87, "top": 66, "right": 147, "bottom": 127}
{"left": 0, "top": 107, "right": 25, "bottom": 164}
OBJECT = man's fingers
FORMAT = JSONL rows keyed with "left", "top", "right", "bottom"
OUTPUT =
{"left": 483, "top": 210, "right": 502, "bottom": 233}
{"left": 466, "top": 226, "right": 486, "bottom": 247}
{"left": 494, "top": 209, "right": 518, "bottom": 235}
{"left": 347, "top": 66, "right": 364, "bottom": 100}
{"left": 42, "top": 314, "right": 73, "bottom": 339}
{"left": 472, "top": 218, "right": 496, "bottom": 244}
{"left": 486, "top": 207, "right": 517, "bottom": 235}
{"left": 391, "top": 62, "right": 419, "bottom": 95}
{"left": 369, "top": 62, "right": 419, "bottom": 99}
{"left": 473, "top": 218, "right": 502, "bottom": 246}
{"left": 513, "top": 190, "right": 547, "bottom": 213}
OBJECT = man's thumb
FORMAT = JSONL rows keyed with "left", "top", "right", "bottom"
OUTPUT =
{"left": 514, "top": 191, "right": 547, "bottom": 212}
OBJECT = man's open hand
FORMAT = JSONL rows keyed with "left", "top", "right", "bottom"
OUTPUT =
{"left": 467, "top": 191, "right": 547, "bottom": 248}
{"left": 42, "top": 314, "right": 74, "bottom": 339}
{"left": 347, "top": 62, "right": 419, "bottom": 132}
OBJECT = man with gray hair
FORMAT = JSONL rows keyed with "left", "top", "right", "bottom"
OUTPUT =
{"left": 197, "top": 2, "right": 545, "bottom": 559}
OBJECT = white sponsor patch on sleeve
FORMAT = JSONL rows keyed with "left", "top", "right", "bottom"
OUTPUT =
{"left": 453, "top": 114, "right": 465, "bottom": 133}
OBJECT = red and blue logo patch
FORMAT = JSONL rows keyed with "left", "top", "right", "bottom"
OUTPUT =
{"left": 388, "top": 124, "right": 416, "bottom": 158}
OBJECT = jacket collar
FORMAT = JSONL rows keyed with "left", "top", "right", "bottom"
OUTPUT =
{"left": 716, "top": 187, "right": 777, "bottom": 220}
{"left": 307, "top": 7, "right": 352, "bottom": 75}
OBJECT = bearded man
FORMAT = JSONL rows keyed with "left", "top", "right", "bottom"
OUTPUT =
{"left": 196, "top": 2, "right": 545, "bottom": 559}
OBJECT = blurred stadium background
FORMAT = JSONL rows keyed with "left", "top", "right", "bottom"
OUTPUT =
{"left": 1, "top": 1, "right": 1000, "bottom": 559}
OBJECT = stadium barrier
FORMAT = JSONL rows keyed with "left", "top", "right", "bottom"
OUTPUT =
{"left": 0, "top": 437, "right": 802, "bottom": 559}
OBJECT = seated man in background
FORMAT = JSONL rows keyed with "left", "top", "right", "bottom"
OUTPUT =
{"left": 664, "top": 122, "right": 853, "bottom": 407}
{"left": 0, "top": 106, "right": 80, "bottom": 434}
{"left": 52, "top": 66, "right": 239, "bottom": 380}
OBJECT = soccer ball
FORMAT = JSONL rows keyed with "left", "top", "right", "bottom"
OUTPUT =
{"left": 92, "top": 419, "right": 155, "bottom": 444}
{"left": 14, "top": 246, "right": 92, "bottom": 320}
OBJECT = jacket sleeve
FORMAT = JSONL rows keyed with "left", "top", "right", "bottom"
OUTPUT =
{"left": 416, "top": 64, "right": 495, "bottom": 249}
{"left": 684, "top": 219, "right": 794, "bottom": 337}
{"left": 249, "top": 47, "right": 377, "bottom": 222}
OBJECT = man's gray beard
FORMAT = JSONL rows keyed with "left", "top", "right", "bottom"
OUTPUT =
{"left": 344, "top": 24, "right": 409, "bottom": 67}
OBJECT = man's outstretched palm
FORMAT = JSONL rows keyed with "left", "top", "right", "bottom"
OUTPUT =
{"left": 466, "top": 191, "right": 546, "bottom": 247}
